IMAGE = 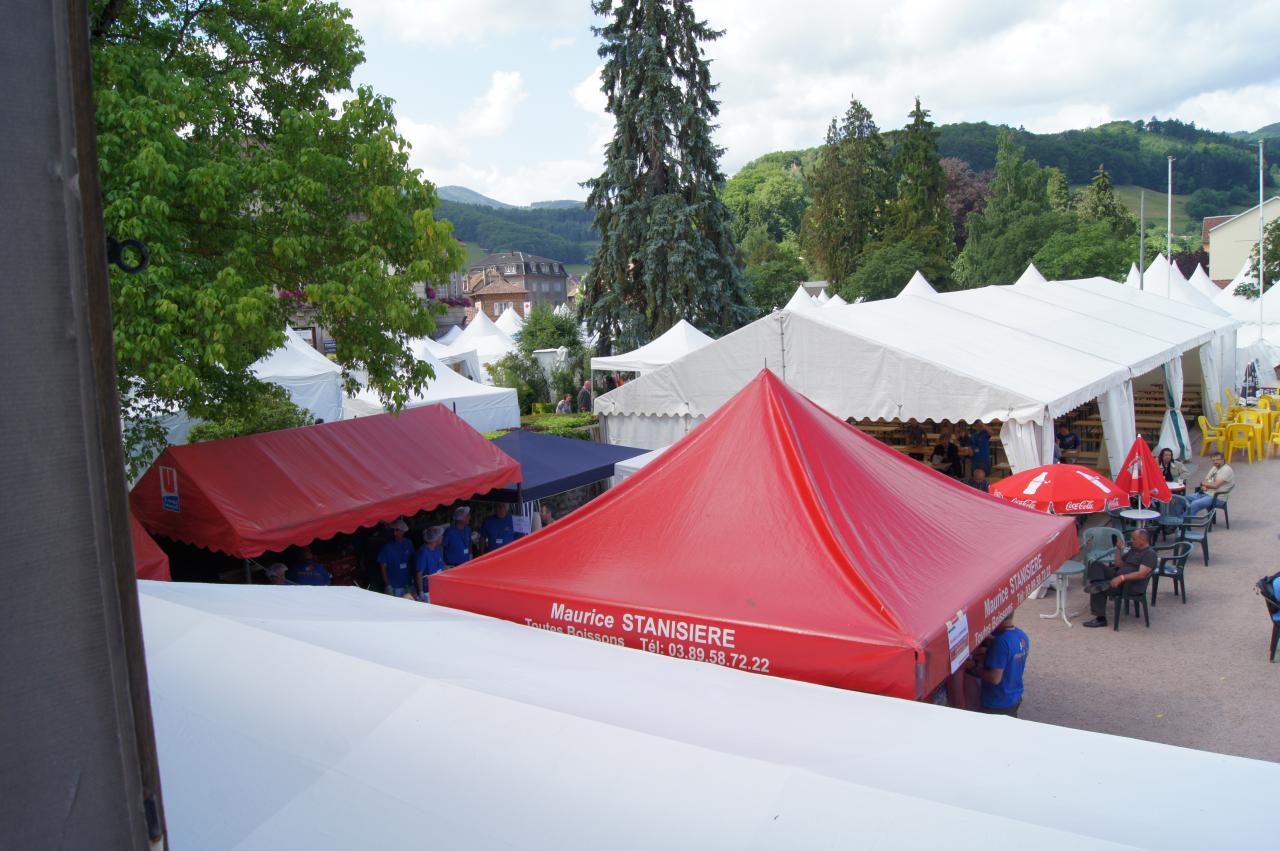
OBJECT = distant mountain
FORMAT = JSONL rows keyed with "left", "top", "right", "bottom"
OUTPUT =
{"left": 1230, "top": 122, "right": 1280, "bottom": 142}
{"left": 436, "top": 185, "right": 513, "bottom": 208}
{"left": 440, "top": 200, "right": 598, "bottom": 265}
{"left": 531, "top": 199, "right": 585, "bottom": 209}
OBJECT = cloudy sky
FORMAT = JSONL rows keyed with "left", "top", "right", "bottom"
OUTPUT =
{"left": 342, "top": 0, "right": 1280, "bottom": 205}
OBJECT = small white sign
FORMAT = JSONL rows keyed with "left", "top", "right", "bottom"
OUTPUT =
{"left": 513, "top": 515, "right": 532, "bottom": 535}
{"left": 946, "top": 610, "right": 970, "bottom": 674}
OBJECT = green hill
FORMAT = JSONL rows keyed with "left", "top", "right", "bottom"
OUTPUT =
{"left": 441, "top": 200, "right": 598, "bottom": 265}
{"left": 1230, "top": 122, "right": 1280, "bottom": 142}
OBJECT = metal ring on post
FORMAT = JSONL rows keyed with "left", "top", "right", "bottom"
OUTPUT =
{"left": 106, "top": 237, "right": 149, "bottom": 274}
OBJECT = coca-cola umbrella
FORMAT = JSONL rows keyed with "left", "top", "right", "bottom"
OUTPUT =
{"left": 990, "top": 464, "right": 1127, "bottom": 515}
{"left": 1112, "top": 435, "right": 1172, "bottom": 507}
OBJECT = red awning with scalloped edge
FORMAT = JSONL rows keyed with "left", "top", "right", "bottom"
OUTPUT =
{"left": 130, "top": 405, "right": 519, "bottom": 558}
{"left": 433, "top": 370, "right": 1077, "bottom": 700}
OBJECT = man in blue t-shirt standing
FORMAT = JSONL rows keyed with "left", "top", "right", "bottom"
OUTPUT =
{"left": 969, "top": 420, "right": 992, "bottom": 475}
{"left": 967, "top": 614, "right": 1029, "bottom": 717}
{"left": 480, "top": 502, "right": 517, "bottom": 553}
{"left": 442, "top": 506, "right": 473, "bottom": 567}
{"left": 287, "top": 545, "right": 331, "bottom": 586}
{"left": 377, "top": 518, "right": 415, "bottom": 597}
{"left": 415, "top": 526, "right": 446, "bottom": 601}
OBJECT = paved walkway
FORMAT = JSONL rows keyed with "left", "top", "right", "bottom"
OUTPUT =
{"left": 1015, "top": 435, "right": 1280, "bottom": 763}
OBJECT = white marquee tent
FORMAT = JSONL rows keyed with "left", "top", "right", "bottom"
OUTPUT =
{"left": 141, "top": 582, "right": 1279, "bottom": 850}
{"left": 1129, "top": 254, "right": 1226, "bottom": 315}
{"left": 1187, "top": 264, "right": 1221, "bottom": 301}
{"left": 783, "top": 284, "right": 819, "bottom": 313}
{"left": 343, "top": 348, "right": 518, "bottom": 433}
{"left": 596, "top": 271, "right": 1236, "bottom": 472}
{"left": 249, "top": 327, "right": 345, "bottom": 424}
{"left": 591, "top": 319, "right": 714, "bottom": 375}
{"left": 410, "top": 336, "right": 483, "bottom": 382}
{"left": 825, "top": 292, "right": 849, "bottom": 308}
{"left": 448, "top": 311, "right": 517, "bottom": 384}
{"left": 438, "top": 324, "right": 463, "bottom": 346}
{"left": 897, "top": 270, "right": 939, "bottom": 297}
{"left": 495, "top": 306, "right": 525, "bottom": 337}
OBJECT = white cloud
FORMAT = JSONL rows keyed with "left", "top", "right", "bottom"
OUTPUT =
{"left": 550, "top": 36, "right": 576, "bottom": 51}
{"left": 694, "top": 0, "right": 1280, "bottom": 172}
{"left": 457, "top": 71, "right": 528, "bottom": 136}
{"left": 343, "top": 0, "right": 583, "bottom": 46}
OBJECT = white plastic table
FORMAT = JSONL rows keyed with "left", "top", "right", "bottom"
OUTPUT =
{"left": 1040, "top": 560, "right": 1085, "bottom": 626}
{"left": 1120, "top": 508, "right": 1161, "bottom": 529}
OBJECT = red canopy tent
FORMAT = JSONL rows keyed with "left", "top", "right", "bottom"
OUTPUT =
{"left": 433, "top": 371, "right": 1077, "bottom": 700}
{"left": 131, "top": 513, "right": 170, "bottom": 581}
{"left": 130, "top": 405, "right": 520, "bottom": 558}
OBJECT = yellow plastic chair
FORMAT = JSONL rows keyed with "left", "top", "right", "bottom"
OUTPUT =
{"left": 1270, "top": 425, "right": 1280, "bottom": 459}
{"left": 1198, "top": 415, "right": 1225, "bottom": 455}
{"left": 1239, "top": 409, "right": 1268, "bottom": 453}
{"left": 1258, "top": 396, "right": 1274, "bottom": 411}
{"left": 1223, "top": 423, "right": 1255, "bottom": 464}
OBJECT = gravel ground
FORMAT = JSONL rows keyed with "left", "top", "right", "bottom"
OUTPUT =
{"left": 1014, "top": 435, "right": 1280, "bottom": 763}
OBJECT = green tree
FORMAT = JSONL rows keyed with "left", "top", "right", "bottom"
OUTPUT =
{"left": 1233, "top": 218, "right": 1280, "bottom": 299}
{"left": 722, "top": 156, "right": 808, "bottom": 242}
{"left": 92, "top": 0, "right": 464, "bottom": 458}
{"left": 580, "top": 0, "right": 751, "bottom": 353}
{"left": 801, "top": 98, "right": 890, "bottom": 286}
{"left": 954, "top": 130, "right": 1068, "bottom": 286}
{"left": 744, "top": 240, "right": 809, "bottom": 315}
{"left": 1046, "top": 168, "right": 1074, "bottom": 213}
{"left": 515, "top": 304, "right": 586, "bottom": 362}
{"left": 1076, "top": 165, "right": 1135, "bottom": 237}
{"left": 885, "top": 98, "right": 954, "bottom": 284}
{"left": 842, "top": 240, "right": 927, "bottom": 302}
{"left": 1030, "top": 220, "right": 1132, "bottom": 281}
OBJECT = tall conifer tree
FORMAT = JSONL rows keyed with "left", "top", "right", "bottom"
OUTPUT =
{"left": 800, "top": 98, "right": 889, "bottom": 286}
{"left": 581, "top": 0, "right": 750, "bottom": 352}
{"left": 886, "top": 98, "right": 953, "bottom": 283}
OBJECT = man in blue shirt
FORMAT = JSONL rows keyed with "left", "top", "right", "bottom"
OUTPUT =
{"left": 415, "top": 526, "right": 446, "bottom": 601}
{"left": 480, "top": 502, "right": 517, "bottom": 552}
{"left": 1056, "top": 423, "right": 1081, "bottom": 464}
{"left": 377, "top": 518, "right": 415, "bottom": 597}
{"left": 967, "top": 614, "right": 1029, "bottom": 716}
{"left": 969, "top": 420, "right": 992, "bottom": 475}
{"left": 442, "top": 506, "right": 473, "bottom": 567}
{"left": 287, "top": 545, "right": 331, "bottom": 586}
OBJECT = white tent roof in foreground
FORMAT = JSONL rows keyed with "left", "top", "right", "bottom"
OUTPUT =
{"left": 591, "top": 319, "right": 714, "bottom": 374}
{"left": 344, "top": 347, "right": 518, "bottom": 433}
{"left": 142, "top": 582, "right": 1278, "bottom": 850}
{"left": 249, "top": 327, "right": 345, "bottom": 424}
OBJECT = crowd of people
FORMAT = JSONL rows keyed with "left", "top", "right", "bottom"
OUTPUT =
{"left": 263, "top": 500, "right": 558, "bottom": 600}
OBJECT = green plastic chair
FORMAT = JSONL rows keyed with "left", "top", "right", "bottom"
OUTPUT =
{"left": 1081, "top": 526, "right": 1124, "bottom": 564}
{"left": 1150, "top": 541, "right": 1193, "bottom": 605}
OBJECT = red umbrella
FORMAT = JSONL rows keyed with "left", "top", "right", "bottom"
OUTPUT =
{"left": 1113, "top": 435, "right": 1172, "bottom": 507}
{"left": 990, "top": 464, "right": 1127, "bottom": 515}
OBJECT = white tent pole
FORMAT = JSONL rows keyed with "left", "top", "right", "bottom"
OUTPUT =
{"left": 1139, "top": 190, "right": 1145, "bottom": 290}
{"left": 1260, "top": 141, "right": 1266, "bottom": 333}
{"left": 1166, "top": 156, "right": 1174, "bottom": 294}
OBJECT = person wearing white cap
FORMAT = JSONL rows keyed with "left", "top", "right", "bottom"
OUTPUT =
{"left": 442, "top": 506, "right": 473, "bottom": 567}
{"left": 377, "top": 518, "right": 415, "bottom": 597}
{"left": 415, "top": 526, "right": 446, "bottom": 601}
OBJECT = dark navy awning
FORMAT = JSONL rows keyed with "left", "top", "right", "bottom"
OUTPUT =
{"left": 486, "top": 431, "right": 648, "bottom": 502}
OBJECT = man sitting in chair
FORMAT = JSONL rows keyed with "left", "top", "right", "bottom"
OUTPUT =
{"left": 1082, "top": 528, "right": 1157, "bottom": 628}
{"left": 1186, "top": 451, "right": 1233, "bottom": 516}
